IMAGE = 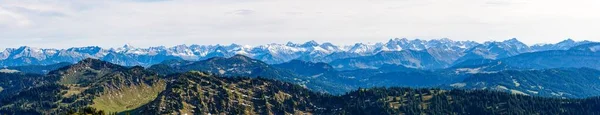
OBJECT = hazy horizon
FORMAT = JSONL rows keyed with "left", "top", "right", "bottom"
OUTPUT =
{"left": 1, "top": 0, "right": 599, "bottom": 49}
{"left": 0, "top": 38, "right": 595, "bottom": 50}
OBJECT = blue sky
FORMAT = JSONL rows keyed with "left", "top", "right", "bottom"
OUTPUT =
{"left": 0, "top": 0, "right": 599, "bottom": 49}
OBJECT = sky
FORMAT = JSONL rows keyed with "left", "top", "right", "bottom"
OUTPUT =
{"left": 0, "top": 0, "right": 599, "bottom": 49}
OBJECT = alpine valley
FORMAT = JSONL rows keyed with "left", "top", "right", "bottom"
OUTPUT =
{"left": 2, "top": 38, "right": 600, "bottom": 114}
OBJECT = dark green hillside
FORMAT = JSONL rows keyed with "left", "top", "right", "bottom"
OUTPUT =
{"left": 148, "top": 55, "right": 297, "bottom": 79}
{"left": 132, "top": 72, "right": 600, "bottom": 115}
{"left": 3, "top": 59, "right": 600, "bottom": 114}
{"left": 149, "top": 55, "right": 355, "bottom": 94}
{"left": 133, "top": 72, "right": 340, "bottom": 114}
{"left": 0, "top": 73, "right": 49, "bottom": 98}
{"left": 0, "top": 58, "right": 166, "bottom": 114}
{"left": 0, "top": 84, "right": 68, "bottom": 114}
{"left": 338, "top": 88, "right": 600, "bottom": 115}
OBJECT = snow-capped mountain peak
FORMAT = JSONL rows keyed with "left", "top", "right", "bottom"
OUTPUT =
{"left": 0, "top": 38, "right": 594, "bottom": 67}
{"left": 122, "top": 44, "right": 136, "bottom": 49}
{"left": 301, "top": 40, "right": 320, "bottom": 47}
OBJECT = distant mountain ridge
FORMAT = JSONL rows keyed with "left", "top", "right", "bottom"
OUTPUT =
{"left": 0, "top": 38, "right": 594, "bottom": 68}
{"left": 451, "top": 68, "right": 600, "bottom": 98}
{"left": 450, "top": 43, "right": 600, "bottom": 71}
{"left": 148, "top": 55, "right": 356, "bottom": 94}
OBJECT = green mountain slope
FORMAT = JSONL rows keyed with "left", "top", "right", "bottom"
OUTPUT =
{"left": 129, "top": 71, "right": 600, "bottom": 115}
{"left": 0, "top": 58, "right": 166, "bottom": 114}
{"left": 149, "top": 55, "right": 354, "bottom": 94}
{"left": 4, "top": 59, "right": 600, "bottom": 114}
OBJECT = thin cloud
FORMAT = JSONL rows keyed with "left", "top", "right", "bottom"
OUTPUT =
{"left": 0, "top": 7, "right": 32, "bottom": 28}
{"left": 0, "top": 0, "right": 598, "bottom": 49}
{"left": 230, "top": 9, "right": 255, "bottom": 16}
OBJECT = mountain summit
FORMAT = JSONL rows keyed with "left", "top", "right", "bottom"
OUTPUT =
{"left": 0, "top": 39, "right": 595, "bottom": 68}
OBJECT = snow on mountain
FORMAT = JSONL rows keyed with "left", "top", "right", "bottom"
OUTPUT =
{"left": 1, "top": 46, "right": 57, "bottom": 61}
{"left": 0, "top": 50, "right": 9, "bottom": 60}
{"left": 591, "top": 46, "right": 600, "bottom": 52}
{"left": 348, "top": 43, "right": 380, "bottom": 54}
{"left": 569, "top": 43, "right": 600, "bottom": 52}
{"left": 379, "top": 38, "right": 479, "bottom": 53}
{"left": 453, "top": 38, "right": 532, "bottom": 64}
{"left": 165, "top": 44, "right": 198, "bottom": 60}
{"left": 0, "top": 38, "right": 593, "bottom": 67}
{"left": 531, "top": 39, "right": 594, "bottom": 51}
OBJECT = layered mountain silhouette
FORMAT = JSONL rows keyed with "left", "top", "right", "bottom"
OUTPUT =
{"left": 3, "top": 59, "right": 600, "bottom": 114}
{"left": 1, "top": 58, "right": 166, "bottom": 114}
{"left": 3, "top": 38, "right": 600, "bottom": 114}
{"left": 0, "top": 38, "right": 593, "bottom": 69}
{"left": 452, "top": 43, "right": 600, "bottom": 71}
{"left": 451, "top": 68, "right": 600, "bottom": 98}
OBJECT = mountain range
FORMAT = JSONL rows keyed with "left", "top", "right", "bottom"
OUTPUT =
{"left": 2, "top": 59, "right": 600, "bottom": 114}
{"left": 3, "top": 38, "right": 600, "bottom": 114}
{"left": 3, "top": 39, "right": 600, "bottom": 97}
{"left": 0, "top": 38, "right": 593, "bottom": 69}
